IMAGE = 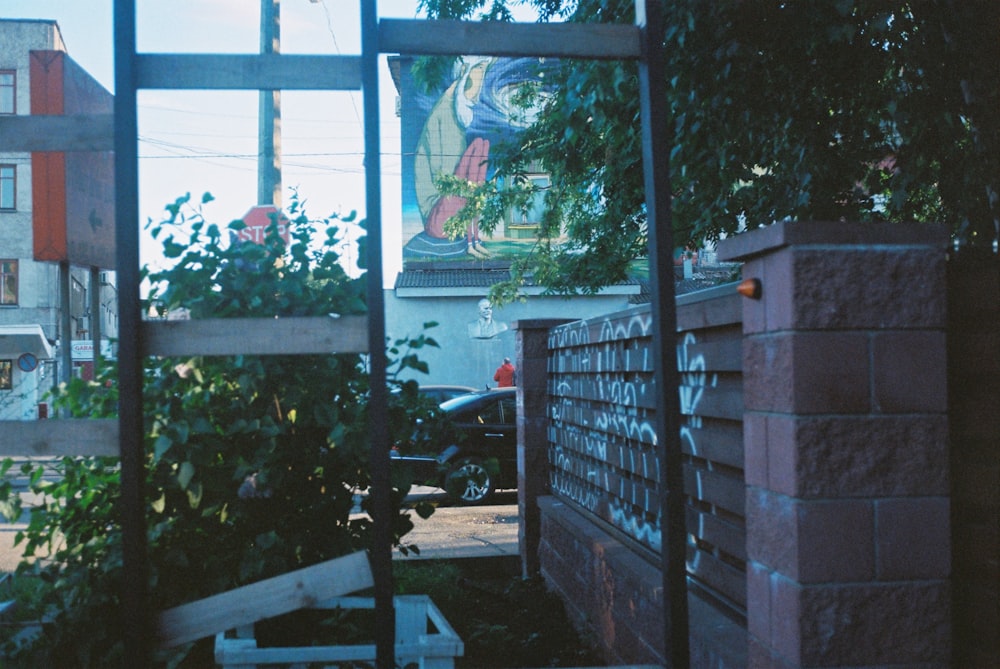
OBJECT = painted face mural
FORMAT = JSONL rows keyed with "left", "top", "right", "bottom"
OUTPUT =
{"left": 401, "top": 56, "right": 556, "bottom": 260}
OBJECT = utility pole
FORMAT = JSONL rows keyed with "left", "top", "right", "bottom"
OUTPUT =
{"left": 259, "top": 0, "right": 282, "bottom": 207}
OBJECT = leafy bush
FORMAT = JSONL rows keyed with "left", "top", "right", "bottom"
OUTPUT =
{"left": 0, "top": 194, "right": 440, "bottom": 667}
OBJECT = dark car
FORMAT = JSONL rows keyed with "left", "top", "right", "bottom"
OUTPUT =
{"left": 416, "top": 384, "right": 478, "bottom": 404}
{"left": 392, "top": 387, "right": 517, "bottom": 505}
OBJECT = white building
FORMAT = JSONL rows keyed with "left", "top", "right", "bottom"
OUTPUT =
{"left": 0, "top": 19, "right": 117, "bottom": 420}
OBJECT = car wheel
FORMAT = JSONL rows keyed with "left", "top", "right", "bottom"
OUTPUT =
{"left": 445, "top": 458, "right": 494, "bottom": 505}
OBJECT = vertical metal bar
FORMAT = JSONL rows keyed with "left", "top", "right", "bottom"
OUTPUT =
{"left": 360, "top": 2, "right": 394, "bottom": 668}
{"left": 59, "top": 261, "right": 71, "bottom": 387}
{"left": 258, "top": 0, "right": 282, "bottom": 207}
{"left": 90, "top": 266, "right": 102, "bottom": 370}
{"left": 113, "top": 0, "right": 150, "bottom": 664}
{"left": 635, "top": 1, "right": 690, "bottom": 667}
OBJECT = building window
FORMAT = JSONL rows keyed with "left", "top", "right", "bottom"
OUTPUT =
{"left": 0, "top": 361, "right": 11, "bottom": 390}
{"left": 0, "top": 71, "right": 13, "bottom": 114}
{"left": 0, "top": 260, "right": 17, "bottom": 305}
{"left": 0, "top": 165, "right": 14, "bottom": 210}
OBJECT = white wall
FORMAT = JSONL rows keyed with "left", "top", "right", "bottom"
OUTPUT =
{"left": 384, "top": 290, "right": 636, "bottom": 389}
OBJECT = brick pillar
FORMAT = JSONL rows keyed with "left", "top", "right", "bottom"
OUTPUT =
{"left": 513, "top": 318, "right": 571, "bottom": 578}
{"left": 718, "top": 221, "right": 952, "bottom": 668}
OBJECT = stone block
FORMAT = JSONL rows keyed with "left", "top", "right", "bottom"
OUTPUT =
{"left": 744, "top": 332, "right": 870, "bottom": 414}
{"left": 795, "top": 581, "right": 950, "bottom": 666}
{"left": 875, "top": 497, "right": 951, "bottom": 580}
{"left": 748, "top": 490, "right": 875, "bottom": 583}
{"left": 795, "top": 499, "right": 875, "bottom": 583}
{"left": 743, "top": 334, "right": 795, "bottom": 412}
{"left": 763, "top": 414, "right": 797, "bottom": 496}
{"left": 766, "top": 578, "right": 951, "bottom": 667}
{"left": 744, "top": 412, "right": 769, "bottom": 488}
{"left": 872, "top": 330, "right": 947, "bottom": 413}
{"left": 746, "top": 560, "right": 772, "bottom": 643}
{"left": 789, "top": 248, "right": 946, "bottom": 330}
{"left": 770, "top": 573, "right": 802, "bottom": 662}
{"left": 746, "top": 487, "right": 797, "bottom": 575}
{"left": 769, "top": 415, "right": 949, "bottom": 497}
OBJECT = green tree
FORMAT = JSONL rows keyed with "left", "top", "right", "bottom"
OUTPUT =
{"left": 419, "top": 0, "right": 999, "bottom": 302}
{"left": 0, "top": 193, "right": 439, "bottom": 667}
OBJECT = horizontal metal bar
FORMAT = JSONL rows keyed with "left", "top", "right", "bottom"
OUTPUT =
{"left": 0, "top": 419, "right": 119, "bottom": 457}
{"left": 141, "top": 315, "right": 369, "bottom": 356}
{"left": 379, "top": 19, "right": 641, "bottom": 59}
{"left": 135, "top": 54, "right": 363, "bottom": 90}
{"left": 0, "top": 114, "right": 115, "bottom": 152}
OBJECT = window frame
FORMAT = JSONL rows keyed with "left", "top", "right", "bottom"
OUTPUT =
{"left": 0, "top": 360, "right": 11, "bottom": 390}
{"left": 0, "top": 164, "right": 14, "bottom": 211}
{"left": 0, "top": 259, "right": 18, "bottom": 306}
{"left": 0, "top": 70, "right": 14, "bottom": 115}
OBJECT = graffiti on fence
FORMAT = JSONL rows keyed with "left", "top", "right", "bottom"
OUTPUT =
{"left": 550, "top": 310, "right": 721, "bottom": 553}
{"left": 678, "top": 331, "right": 718, "bottom": 459}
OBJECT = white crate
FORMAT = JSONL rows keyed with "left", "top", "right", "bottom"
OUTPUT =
{"left": 214, "top": 595, "right": 463, "bottom": 669}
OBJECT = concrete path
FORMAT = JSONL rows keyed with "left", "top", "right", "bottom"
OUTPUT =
{"left": 394, "top": 491, "right": 520, "bottom": 560}
{"left": 0, "top": 486, "right": 521, "bottom": 572}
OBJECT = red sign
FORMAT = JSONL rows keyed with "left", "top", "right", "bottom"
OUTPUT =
{"left": 238, "top": 205, "right": 290, "bottom": 245}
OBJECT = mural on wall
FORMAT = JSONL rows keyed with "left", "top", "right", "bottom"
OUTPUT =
{"left": 401, "top": 56, "right": 556, "bottom": 260}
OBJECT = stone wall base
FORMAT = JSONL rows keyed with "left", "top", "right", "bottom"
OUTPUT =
{"left": 537, "top": 496, "right": 746, "bottom": 669}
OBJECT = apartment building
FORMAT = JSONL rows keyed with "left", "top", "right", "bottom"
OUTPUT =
{"left": 0, "top": 19, "right": 117, "bottom": 420}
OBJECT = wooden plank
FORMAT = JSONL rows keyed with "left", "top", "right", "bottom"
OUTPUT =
{"left": 684, "top": 464, "right": 745, "bottom": 517}
{"left": 680, "top": 418, "right": 744, "bottom": 469}
{"left": 0, "top": 419, "right": 119, "bottom": 457}
{"left": 677, "top": 336, "right": 743, "bottom": 373}
{"left": 135, "top": 54, "right": 362, "bottom": 91}
{"left": 157, "top": 550, "right": 373, "bottom": 649}
{"left": 676, "top": 288, "right": 742, "bottom": 332}
{"left": 680, "top": 375, "right": 744, "bottom": 422}
{"left": 141, "top": 315, "right": 368, "bottom": 357}
{"left": 686, "top": 546, "right": 747, "bottom": 608}
{"left": 548, "top": 374, "right": 657, "bottom": 410}
{"left": 379, "top": 19, "right": 641, "bottom": 60}
{"left": 0, "top": 114, "right": 114, "bottom": 152}
{"left": 685, "top": 506, "right": 746, "bottom": 562}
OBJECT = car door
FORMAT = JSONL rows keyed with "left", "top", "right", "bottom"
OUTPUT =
{"left": 452, "top": 392, "right": 517, "bottom": 486}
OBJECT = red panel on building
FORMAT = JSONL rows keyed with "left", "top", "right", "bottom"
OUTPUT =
{"left": 30, "top": 50, "right": 115, "bottom": 269}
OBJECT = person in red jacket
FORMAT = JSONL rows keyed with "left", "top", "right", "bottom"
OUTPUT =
{"left": 493, "top": 357, "right": 516, "bottom": 387}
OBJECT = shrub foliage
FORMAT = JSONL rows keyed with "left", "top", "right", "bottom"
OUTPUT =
{"left": 0, "top": 194, "right": 439, "bottom": 666}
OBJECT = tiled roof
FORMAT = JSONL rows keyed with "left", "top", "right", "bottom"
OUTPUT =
{"left": 394, "top": 269, "right": 515, "bottom": 289}
{"left": 394, "top": 259, "right": 649, "bottom": 294}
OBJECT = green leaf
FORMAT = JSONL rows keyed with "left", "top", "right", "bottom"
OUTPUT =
{"left": 186, "top": 482, "right": 203, "bottom": 509}
{"left": 154, "top": 435, "right": 173, "bottom": 460}
{"left": 177, "top": 461, "right": 195, "bottom": 490}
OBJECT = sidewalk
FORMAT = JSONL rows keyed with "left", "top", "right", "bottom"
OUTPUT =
{"left": 394, "top": 499, "right": 520, "bottom": 560}
{"left": 0, "top": 488, "right": 521, "bottom": 571}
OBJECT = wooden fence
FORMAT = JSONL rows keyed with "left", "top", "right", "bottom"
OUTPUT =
{"left": 547, "top": 283, "right": 746, "bottom": 615}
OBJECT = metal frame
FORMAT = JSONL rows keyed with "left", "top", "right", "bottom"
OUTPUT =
{"left": 0, "top": 1, "right": 688, "bottom": 666}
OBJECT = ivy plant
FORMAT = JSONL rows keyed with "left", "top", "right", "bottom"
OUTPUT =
{"left": 0, "top": 193, "right": 441, "bottom": 667}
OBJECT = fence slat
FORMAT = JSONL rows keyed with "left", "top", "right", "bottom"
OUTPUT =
{"left": 142, "top": 315, "right": 368, "bottom": 356}
{"left": 0, "top": 419, "right": 118, "bottom": 457}
{"left": 157, "top": 550, "right": 373, "bottom": 649}
{"left": 0, "top": 114, "right": 114, "bottom": 151}
{"left": 135, "top": 54, "right": 362, "bottom": 90}
{"left": 379, "top": 18, "right": 640, "bottom": 59}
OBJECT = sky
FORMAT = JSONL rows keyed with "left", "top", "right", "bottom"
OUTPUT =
{"left": 2, "top": 0, "right": 431, "bottom": 287}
